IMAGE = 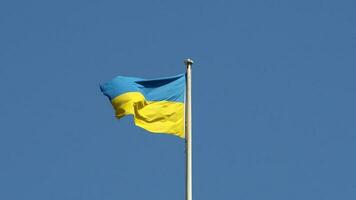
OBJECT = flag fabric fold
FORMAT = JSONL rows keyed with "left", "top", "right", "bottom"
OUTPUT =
{"left": 100, "top": 73, "right": 186, "bottom": 138}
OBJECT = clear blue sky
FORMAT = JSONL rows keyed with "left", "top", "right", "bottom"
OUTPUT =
{"left": 1, "top": 0, "right": 356, "bottom": 199}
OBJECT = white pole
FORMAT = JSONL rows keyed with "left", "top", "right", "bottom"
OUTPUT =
{"left": 184, "top": 58, "right": 193, "bottom": 200}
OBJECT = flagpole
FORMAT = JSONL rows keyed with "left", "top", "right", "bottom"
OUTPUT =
{"left": 184, "top": 58, "right": 193, "bottom": 200}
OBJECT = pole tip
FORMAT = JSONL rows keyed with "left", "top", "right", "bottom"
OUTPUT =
{"left": 184, "top": 58, "right": 194, "bottom": 65}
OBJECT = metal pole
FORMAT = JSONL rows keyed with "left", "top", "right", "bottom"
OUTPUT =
{"left": 184, "top": 58, "right": 193, "bottom": 200}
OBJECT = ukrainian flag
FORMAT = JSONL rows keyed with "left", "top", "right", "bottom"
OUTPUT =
{"left": 100, "top": 74, "right": 186, "bottom": 138}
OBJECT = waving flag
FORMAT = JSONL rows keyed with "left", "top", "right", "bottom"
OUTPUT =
{"left": 100, "top": 73, "right": 186, "bottom": 138}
